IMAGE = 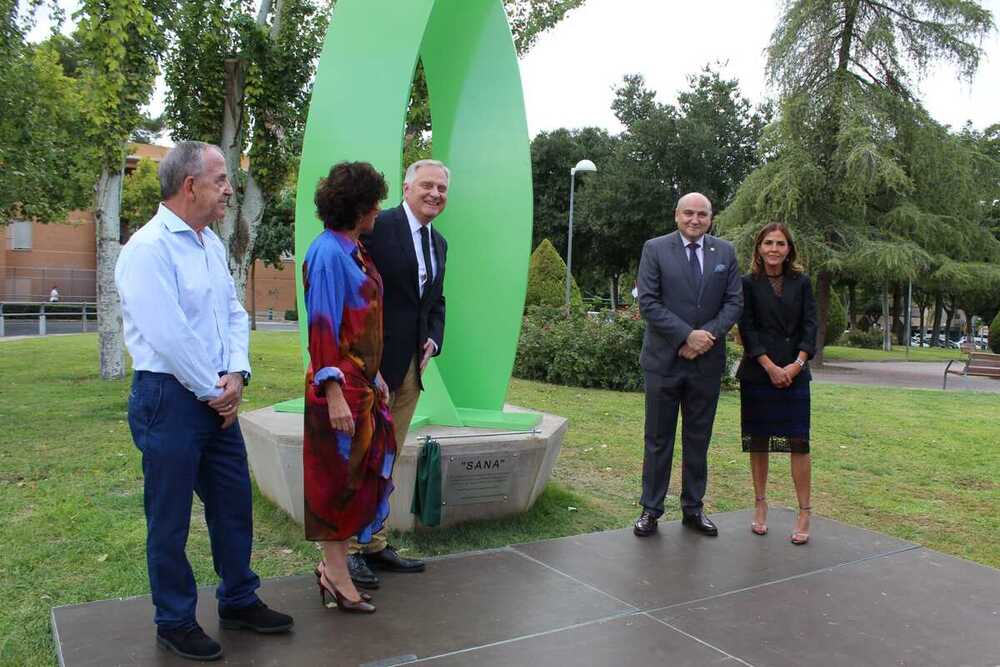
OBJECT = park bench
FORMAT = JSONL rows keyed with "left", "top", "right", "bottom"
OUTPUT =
{"left": 943, "top": 350, "right": 1000, "bottom": 389}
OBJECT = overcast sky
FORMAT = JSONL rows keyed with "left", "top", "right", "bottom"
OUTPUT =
{"left": 29, "top": 0, "right": 1000, "bottom": 139}
{"left": 519, "top": 0, "right": 1000, "bottom": 137}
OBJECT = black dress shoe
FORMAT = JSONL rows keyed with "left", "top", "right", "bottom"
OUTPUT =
{"left": 157, "top": 624, "right": 223, "bottom": 661}
{"left": 365, "top": 545, "right": 425, "bottom": 573}
{"left": 218, "top": 600, "right": 293, "bottom": 633}
{"left": 633, "top": 510, "right": 659, "bottom": 537}
{"left": 682, "top": 511, "right": 719, "bottom": 536}
{"left": 348, "top": 553, "right": 381, "bottom": 589}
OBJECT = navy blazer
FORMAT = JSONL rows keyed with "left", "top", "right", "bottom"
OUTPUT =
{"left": 637, "top": 231, "right": 743, "bottom": 378}
{"left": 362, "top": 204, "right": 447, "bottom": 391}
{"left": 735, "top": 272, "right": 818, "bottom": 386}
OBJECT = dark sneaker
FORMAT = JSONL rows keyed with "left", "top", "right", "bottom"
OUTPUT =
{"left": 156, "top": 624, "right": 223, "bottom": 661}
{"left": 218, "top": 600, "right": 294, "bottom": 634}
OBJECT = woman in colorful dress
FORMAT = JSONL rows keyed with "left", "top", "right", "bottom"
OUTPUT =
{"left": 303, "top": 161, "right": 393, "bottom": 613}
{"left": 736, "top": 223, "right": 817, "bottom": 545}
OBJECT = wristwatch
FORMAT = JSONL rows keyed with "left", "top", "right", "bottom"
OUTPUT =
{"left": 239, "top": 371, "right": 251, "bottom": 386}
{"left": 794, "top": 359, "right": 805, "bottom": 368}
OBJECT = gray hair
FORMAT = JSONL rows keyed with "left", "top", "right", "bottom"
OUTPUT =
{"left": 404, "top": 159, "right": 450, "bottom": 185}
{"left": 159, "top": 141, "right": 221, "bottom": 200}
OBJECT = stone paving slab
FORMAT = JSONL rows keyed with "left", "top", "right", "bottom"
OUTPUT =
{"left": 51, "top": 511, "right": 998, "bottom": 666}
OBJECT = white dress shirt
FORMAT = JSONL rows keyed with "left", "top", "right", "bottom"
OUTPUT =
{"left": 115, "top": 204, "right": 251, "bottom": 401}
{"left": 402, "top": 201, "right": 437, "bottom": 297}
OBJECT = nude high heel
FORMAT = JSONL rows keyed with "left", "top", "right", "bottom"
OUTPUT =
{"left": 790, "top": 506, "right": 811, "bottom": 545}
{"left": 751, "top": 496, "right": 768, "bottom": 536}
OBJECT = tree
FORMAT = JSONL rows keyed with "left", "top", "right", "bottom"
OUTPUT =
{"left": 403, "top": 0, "right": 588, "bottom": 169}
{"left": 573, "top": 68, "right": 768, "bottom": 301}
{"left": 121, "top": 157, "right": 161, "bottom": 232}
{"left": 529, "top": 127, "right": 616, "bottom": 262}
{"left": 0, "top": 37, "right": 95, "bottom": 223}
{"left": 131, "top": 112, "right": 166, "bottom": 144}
{"left": 163, "top": 0, "right": 329, "bottom": 305}
{"left": 505, "top": 0, "right": 585, "bottom": 53}
{"left": 716, "top": 0, "right": 995, "bottom": 363}
{"left": 525, "top": 238, "right": 581, "bottom": 309}
{"left": 76, "top": 0, "right": 168, "bottom": 379}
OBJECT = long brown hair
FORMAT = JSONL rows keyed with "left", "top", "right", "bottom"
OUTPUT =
{"left": 750, "top": 222, "right": 804, "bottom": 277}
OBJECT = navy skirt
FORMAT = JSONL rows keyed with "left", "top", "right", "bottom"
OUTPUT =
{"left": 740, "top": 380, "right": 811, "bottom": 454}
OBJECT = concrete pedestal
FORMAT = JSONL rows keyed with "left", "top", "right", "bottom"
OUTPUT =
{"left": 240, "top": 404, "right": 567, "bottom": 531}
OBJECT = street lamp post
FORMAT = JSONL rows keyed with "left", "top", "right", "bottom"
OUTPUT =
{"left": 565, "top": 159, "right": 597, "bottom": 307}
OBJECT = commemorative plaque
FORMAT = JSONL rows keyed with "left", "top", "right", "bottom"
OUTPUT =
{"left": 444, "top": 452, "right": 518, "bottom": 506}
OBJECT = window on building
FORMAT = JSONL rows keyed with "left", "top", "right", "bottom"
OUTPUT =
{"left": 6, "top": 220, "right": 33, "bottom": 250}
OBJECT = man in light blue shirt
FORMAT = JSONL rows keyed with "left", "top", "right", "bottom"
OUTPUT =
{"left": 116, "top": 141, "right": 293, "bottom": 661}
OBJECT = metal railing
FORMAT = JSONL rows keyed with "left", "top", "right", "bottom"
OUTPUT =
{"left": 0, "top": 302, "right": 97, "bottom": 337}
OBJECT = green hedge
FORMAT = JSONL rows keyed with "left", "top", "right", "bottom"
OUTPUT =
{"left": 525, "top": 239, "right": 582, "bottom": 310}
{"left": 514, "top": 306, "right": 740, "bottom": 392}
{"left": 843, "top": 328, "right": 882, "bottom": 349}
{"left": 825, "top": 289, "right": 847, "bottom": 346}
{"left": 990, "top": 312, "right": 1000, "bottom": 354}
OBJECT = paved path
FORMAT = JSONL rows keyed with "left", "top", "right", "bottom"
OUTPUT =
{"left": 813, "top": 360, "right": 1000, "bottom": 392}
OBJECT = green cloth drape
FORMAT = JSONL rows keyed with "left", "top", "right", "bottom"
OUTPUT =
{"left": 410, "top": 439, "right": 442, "bottom": 526}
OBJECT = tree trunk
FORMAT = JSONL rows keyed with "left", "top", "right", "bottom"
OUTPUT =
{"left": 218, "top": 57, "right": 265, "bottom": 306}
{"left": 930, "top": 294, "right": 943, "bottom": 347}
{"left": 943, "top": 298, "right": 956, "bottom": 344}
{"left": 812, "top": 271, "right": 832, "bottom": 366}
{"left": 250, "top": 259, "right": 257, "bottom": 331}
{"left": 847, "top": 282, "right": 856, "bottom": 329}
{"left": 609, "top": 275, "right": 618, "bottom": 310}
{"left": 918, "top": 306, "right": 925, "bottom": 345}
{"left": 881, "top": 283, "right": 891, "bottom": 352}
{"left": 95, "top": 166, "right": 125, "bottom": 380}
{"left": 891, "top": 283, "right": 904, "bottom": 345}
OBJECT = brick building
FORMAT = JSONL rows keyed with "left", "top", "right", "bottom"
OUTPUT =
{"left": 2, "top": 144, "right": 297, "bottom": 317}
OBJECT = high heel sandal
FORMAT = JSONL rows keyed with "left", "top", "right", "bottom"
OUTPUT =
{"left": 750, "top": 496, "right": 768, "bottom": 536}
{"left": 314, "top": 564, "right": 372, "bottom": 602}
{"left": 317, "top": 574, "right": 376, "bottom": 613}
{"left": 790, "top": 506, "right": 811, "bottom": 545}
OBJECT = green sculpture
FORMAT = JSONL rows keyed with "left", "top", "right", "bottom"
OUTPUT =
{"left": 290, "top": 0, "right": 538, "bottom": 430}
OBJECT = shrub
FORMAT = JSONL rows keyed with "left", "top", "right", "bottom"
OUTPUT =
{"left": 825, "top": 289, "right": 847, "bottom": 346}
{"left": 843, "top": 328, "right": 881, "bottom": 349}
{"left": 284, "top": 309, "right": 298, "bottom": 321}
{"left": 514, "top": 306, "right": 741, "bottom": 392}
{"left": 524, "top": 239, "right": 582, "bottom": 310}
{"left": 990, "top": 311, "right": 1000, "bottom": 353}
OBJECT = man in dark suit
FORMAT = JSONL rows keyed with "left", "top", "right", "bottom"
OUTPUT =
{"left": 633, "top": 192, "right": 742, "bottom": 538}
{"left": 347, "top": 159, "right": 450, "bottom": 587}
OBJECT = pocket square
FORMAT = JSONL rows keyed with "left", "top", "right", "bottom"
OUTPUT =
{"left": 713, "top": 263, "right": 727, "bottom": 273}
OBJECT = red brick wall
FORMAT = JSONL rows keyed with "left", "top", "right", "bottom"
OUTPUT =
{"left": 245, "top": 259, "right": 298, "bottom": 319}
{"left": 3, "top": 212, "right": 96, "bottom": 301}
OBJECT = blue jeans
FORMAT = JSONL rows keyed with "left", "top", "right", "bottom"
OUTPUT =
{"left": 128, "top": 371, "right": 261, "bottom": 629}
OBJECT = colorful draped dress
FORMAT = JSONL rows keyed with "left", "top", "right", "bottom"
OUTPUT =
{"left": 303, "top": 229, "right": 395, "bottom": 543}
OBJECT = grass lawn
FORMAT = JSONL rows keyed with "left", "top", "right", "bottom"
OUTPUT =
{"left": 823, "top": 344, "right": 965, "bottom": 362}
{"left": 1, "top": 332, "right": 998, "bottom": 665}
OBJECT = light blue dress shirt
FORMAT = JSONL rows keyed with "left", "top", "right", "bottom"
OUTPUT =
{"left": 115, "top": 204, "right": 251, "bottom": 401}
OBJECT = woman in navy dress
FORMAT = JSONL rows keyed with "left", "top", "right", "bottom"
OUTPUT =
{"left": 736, "top": 223, "right": 817, "bottom": 545}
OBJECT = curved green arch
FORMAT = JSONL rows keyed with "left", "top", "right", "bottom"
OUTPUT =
{"left": 293, "top": 0, "right": 537, "bottom": 430}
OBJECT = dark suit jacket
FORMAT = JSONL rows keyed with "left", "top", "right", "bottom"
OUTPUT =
{"left": 362, "top": 204, "right": 447, "bottom": 391}
{"left": 638, "top": 231, "right": 743, "bottom": 378}
{"left": 735, "top": 272, "right": 818, "bottom": 386}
